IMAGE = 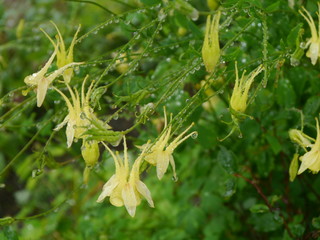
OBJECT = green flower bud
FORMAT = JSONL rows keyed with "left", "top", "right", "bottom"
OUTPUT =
{"left": 81, "top": 140, "right": 100, "bottom": 167}
{"left": 207, "top": 0, "right": 220, "bottom": 10}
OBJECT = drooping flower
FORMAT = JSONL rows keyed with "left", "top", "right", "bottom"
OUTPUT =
{"left": 229, "top": 62, "right": 263, "bottom": 114}
{"left": 54, "top": 75, "right": 110, "bottom": 147}
{"left": 97, "top": 136, "right": 154, "bottom": 217}
{"left": 143, "top": 108, "right": 196, "bottom": 180}
{"left": 41, "top": 21, "right": 81, "bottom": 83}
{"left": 24, "top": 47, "right": 82, "bottom": 107}
{"left": 298, "top": 118, "right": 320, "bottom": 175}
{"left": 202, "top": 11, "right": 221, "bottom": 73}
{"left": 289, "top": 128, "right": 314, "bottom": 151}
{"left": 299, "top": 4, "right": 320, "bottom": 65}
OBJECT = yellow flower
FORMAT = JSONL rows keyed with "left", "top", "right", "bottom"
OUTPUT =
{"left": 54, "top": 75, "right": 110, "bottom": 147}
{"left": 97, "top": 136, "right": 154, "bottom": 217}
{"left": 41, "top": 21, "right": 81, "bottom": 83}
{"left": 202, "top": 11, "right": 221, "bottom": 73}
{"left": 289, "top": 128, "right": 314, "bottom": 151}
{"left": 143, "top": 108, "right": 196, "bottom": 180}
{"left": 298, "top": 118, "right": 320, "bottom": 174}
{"left": 24, "top": 48, "right": 82, "bottom": 107}
{"left": 230, "top": 62, "right": 263, "bottom": 113}
{"left": 299, "top": 4, "right": 320, "bottom": 65}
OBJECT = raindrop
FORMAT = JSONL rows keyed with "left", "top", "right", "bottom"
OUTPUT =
{"left": 80, "top": 112, "right": 86, "bottom": 119}
{"left": 172, "top": 175, "right": 178, "bottom": 182}
{"left": 300, "top": 42, "right": 307, "bottom": 49}
{"left": 113, "top": 113, "right": 119, "bottom": 120}
{"left": 191, "top": 132, "right": 198, "bottom": 139}
{"left": 290, "top": 57, "right": 300, "bottom": 67}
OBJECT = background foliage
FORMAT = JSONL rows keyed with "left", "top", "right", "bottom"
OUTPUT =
{"left": 1, "top": 0, "right": 320, "bottom": 239}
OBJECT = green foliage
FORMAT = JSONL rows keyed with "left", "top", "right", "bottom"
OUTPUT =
{"left": 1, "top": 0, "right": 320, "bottom": 239}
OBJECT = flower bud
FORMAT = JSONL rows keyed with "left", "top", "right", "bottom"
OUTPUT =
{"left": 207, "top": 0, "right": 219, "bottom": 10}
{"left": 289, "top": 153, "right": 299, "bottom": 182}
{"left": 202, "top": 12, "right": 221, "bottom": 73}
{"left": 81, "top": 140, "right": 100, "bottom": 167}
{"left": 230, "top": 62, "right": 263, "bottom": 113}
{"left": 289, "top": 129, "right": 313, "bottom": 149}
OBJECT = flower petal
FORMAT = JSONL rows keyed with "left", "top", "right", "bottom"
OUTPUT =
{"left": 122, "top": 184, "right": 137, "bottom": 217}
{"left": 96, "top": 175, "right": 118, "bottom": 203}
{"left": 36, "top": 77, "right": 49, "bottom": 107}
{"left": 308, "top": 42, "right": 319, "bottom": 65}
{"left": 169, "top": 155, "right": 177, "bottom": 181}
{"left": 66, "top": 121, "right": 75, "bottom": 148}
{"left": 156, "top": 152, "right": 170, "bottom": 180}
{"left": 136, "top": 180, "right": 154, "bottom": 208}
{"left": 54, "top": 115, "right": 69, "bottom": 131}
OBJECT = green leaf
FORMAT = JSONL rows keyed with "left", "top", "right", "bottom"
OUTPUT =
{"left": 287, "top": 24, "right": 303, "bottom": 48}
{"left": 250, "top": 204, "right": 269, "bottom": 213}
{"left": 303, "top": 96, "right": 320, "bottom": 116}
{"left": 140, "top": 0, "right": 161, "bottom": 6}
{"left": 223, "top": 47, "right": 241, "bottom": 62}
{"left": 312, "top": 216, "right": 320, "bottom": 229}
{"left": 90, "top": 86, "right": 107, "bottom": 109}
{"left": 221, "top": 177, "right": 236, "bottom": 198}
{"left": 249, "top": 212, "right": 282, "bottom": 232}
{"left": 265, "top": 1, "right": 280, "bottom": 13}
{"left": 217, "top": 146, "right": 237, "bottom": 174}
{"left": 265, "top": 133, "right": 282, "bottom": 155}
{"left": 276, "top": 78, "right": 296, "bottom": 108}
{"left": 3, "top": 226, "right": 19, "bottom": 240}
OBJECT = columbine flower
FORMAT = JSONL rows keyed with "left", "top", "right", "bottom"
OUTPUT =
{"left": 299, "top": 4, "right": 320, "bottom": 65}
{"left": 202, "top": 11, "right": 221, "bottom": 73}
{"left": 143, "top": 108, "right": 196, "bottom": 180}
{"left": 298, "top": 118, "right": 320, "bottom": 175}
{"left": 24, "top": 47, "right": 82, "bottom": 107}
{"left": 97, "top": 136, "right": 154, "bottom": 217}
{"left": 54, "top": 75, "right": 110, "bottom": 147}
{"left": 41, "top": 21, "right": 81, "bottom": 83}
{"left": 289, "top": 128, "right": 314, "bottom": 151}
{"left": 229, "top": 62, "right": 263, "bottom": 114}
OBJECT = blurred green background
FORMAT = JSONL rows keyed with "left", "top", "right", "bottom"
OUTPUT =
{"left": 1, "top": 0, "right": 320, "bottom": 239}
